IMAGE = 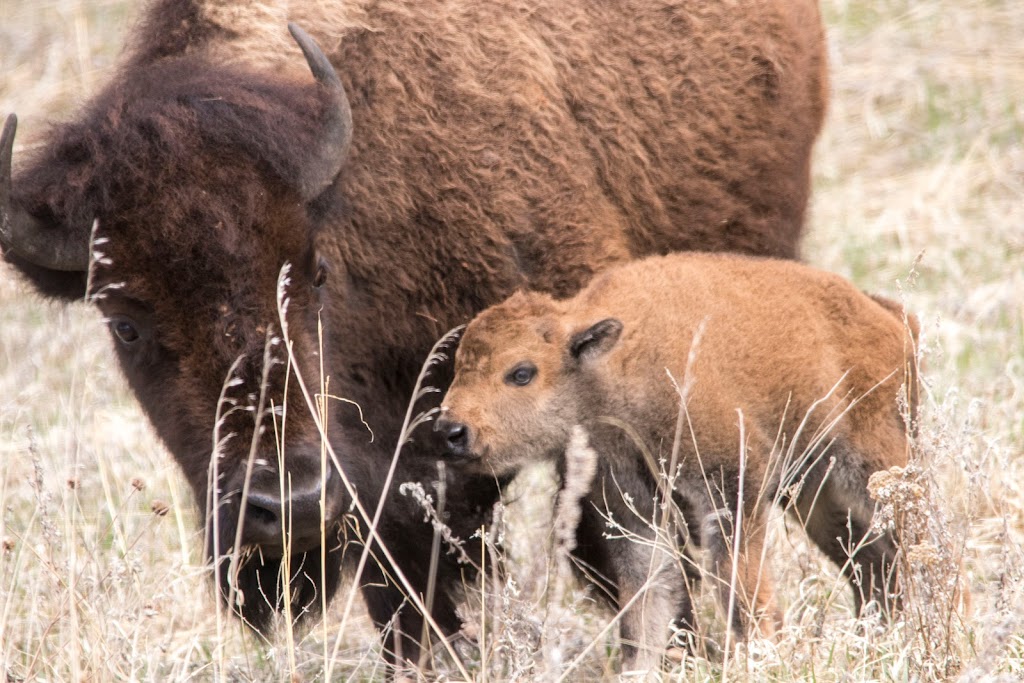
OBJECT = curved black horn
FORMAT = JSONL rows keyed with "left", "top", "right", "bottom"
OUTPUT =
{"left": 1, "top": 114, "right": 90, "bottom": 272}
{"left": 287, "top": 23, "right": 353, "bottom": 200}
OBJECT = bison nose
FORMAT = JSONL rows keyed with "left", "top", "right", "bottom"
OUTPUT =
{"left": 239, "top": 467, "right": 341, "bottom": 550}
{"left": 436, "top": 417, "right": 470, "bottom": 456}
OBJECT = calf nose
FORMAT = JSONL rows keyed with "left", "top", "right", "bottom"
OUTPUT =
{"left": 436, "top": 417, "right": 471, "bottom": 456}
{"left": 239, "top": 467, "right": 340, "bottom": 550}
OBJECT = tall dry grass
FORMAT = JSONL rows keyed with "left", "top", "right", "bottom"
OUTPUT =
{"left": 1, "top": 0, "right": 1021, "bottom": 680}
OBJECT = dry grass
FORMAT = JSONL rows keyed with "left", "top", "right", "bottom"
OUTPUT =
{"left": 1, "top": 0, "right": 1021, "bottom": 680}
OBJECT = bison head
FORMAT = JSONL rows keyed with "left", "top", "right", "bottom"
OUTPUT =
{"left": 439, "top": 290, "right": 624, "bottom": 476}
{"left": 1, "top": 26, "right": 356, "bottom": 630}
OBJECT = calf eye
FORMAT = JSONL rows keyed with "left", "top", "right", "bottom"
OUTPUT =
{"left": 110, "top": 318, "right": 140, "bottom": 345}
{"left": 506, "top": 363, "right": 537, "bottom": 387}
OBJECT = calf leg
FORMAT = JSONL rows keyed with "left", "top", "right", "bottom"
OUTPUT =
{"left": 700, "top": 507, "right": 782, "bottom": 640}
{"left": 574, "top": 502, "right": 702, "bottom": 649}
{"left": 798, "top": 485, "right": 900, "bottom": 615}
{"left": 571, "top": 502, "right": 621, "bottom": 605}
{"left": 584, "top": 433, "right": 698, "bottom": 671}
{"left": 615, "top": 538, "right": 689, "bottom": 674}
{"left": 791, "top": 456, "right": 900, "bottom": 615}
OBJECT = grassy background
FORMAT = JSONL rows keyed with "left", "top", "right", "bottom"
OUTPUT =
{"left": 1, "top": 0, "right": 1021, "bottom": 680}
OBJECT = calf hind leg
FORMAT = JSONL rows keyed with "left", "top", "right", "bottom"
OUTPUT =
{"left": 793, "top": 465, "right": 901, "bottom": 616}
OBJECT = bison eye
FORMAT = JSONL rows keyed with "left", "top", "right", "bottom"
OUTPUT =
{"left": 506, "top": 363, "right": 537, "bottom": 387}
{"left": 110, "top": 318, "right": 140, "bottom": 345}
{"left": 313, "top": 257, "right": 328, "bottom": 289}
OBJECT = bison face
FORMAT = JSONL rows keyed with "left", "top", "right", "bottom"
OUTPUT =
{"left": 439, "top": 290, "right": 625, "bottom": 478}
{"left": 89, "top": 195, "right": 350, "bottom": 626}
{"left": 1, "top": 26, "right": 358, "bottom": 630}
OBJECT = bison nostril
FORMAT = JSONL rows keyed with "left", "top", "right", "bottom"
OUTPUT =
{"left": 245, "top": 493, "right": 281, "bottom": 529}
{"left": 447, "top": 424, "right": 464, "bottom": 441}
{"left": 445, "top": 422, "right": 469, "bottom": 452}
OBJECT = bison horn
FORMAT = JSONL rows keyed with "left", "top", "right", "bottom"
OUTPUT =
{"left": 287, "top": 23, "right": 353, "bottom": 200}
{"left": 0, "top": 114, "right": 90, "bottom": 272}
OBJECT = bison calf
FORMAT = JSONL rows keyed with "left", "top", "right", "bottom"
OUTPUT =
{"left": 439, "top": 252, "right": 920, "bottom": 671}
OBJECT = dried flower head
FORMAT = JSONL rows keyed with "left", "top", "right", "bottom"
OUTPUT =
{"left": 906, "top": 542, "right": 941, "bottom": 569}
{"left": 867, "top": 465, "right": 926, "bottom": 532}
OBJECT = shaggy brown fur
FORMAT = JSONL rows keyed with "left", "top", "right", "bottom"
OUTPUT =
{"left": 2, "top": 0, "right": 827, "bottom": 668}
{"left": 441, "top": 252, "right": 920, "bottom": 671}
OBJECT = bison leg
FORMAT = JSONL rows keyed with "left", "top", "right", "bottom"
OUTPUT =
{"left": 613, "top": 534, "right": 688, "bottom": 675}
{"left": 573, "top": 495, "right": 701, "bottom": 669}
{"left": 358, "top": 552, "right": 465, "bottom": 673}
{"left": 789, "top": 455, "right": 900, "bottom": 615}
{"left": 700, "top": 506, "right": 782, "bottom": 640}
{"left": 359, "top": 561, "right": 425, "bottom": 671}
{"left": 579, "top": 437, "right": 699, "bottom": 670}
{"left": 571, "top": 502, "right": 621, "bottom": 605}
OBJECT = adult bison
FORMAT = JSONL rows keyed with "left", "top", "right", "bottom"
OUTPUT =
{"left": 1, "top": 0, "right": 827, "bottom": 668}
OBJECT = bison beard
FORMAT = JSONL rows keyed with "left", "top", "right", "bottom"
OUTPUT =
{"left": 1, "top": 0, "right": 828, "bottom": 670}
{"left": 208, "top": 495, "right": 348, "bottom": 631}
{"left": 204, "top": 424, "right": 506, "bottom": 652}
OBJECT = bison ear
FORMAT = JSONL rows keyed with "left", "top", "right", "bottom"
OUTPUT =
{"left": 569, "top": 318, "right": 623, "bottom": 362}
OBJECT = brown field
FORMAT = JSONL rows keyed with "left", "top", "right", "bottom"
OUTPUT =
{"left": 1, "top": 1, "right": 1021, "bottom": 680}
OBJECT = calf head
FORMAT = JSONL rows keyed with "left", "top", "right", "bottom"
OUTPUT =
{"left": 1, "top": 26, "right": 354, "bottom": 630}
{"left": 440, "top": 291, "right": 624, "bottom": 476}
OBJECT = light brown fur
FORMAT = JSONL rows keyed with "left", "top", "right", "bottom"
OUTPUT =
{"left": 442, "top": 252, "right": 920, "bottom": 670}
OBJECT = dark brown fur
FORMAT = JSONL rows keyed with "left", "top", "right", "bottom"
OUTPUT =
{"left": 3, "top": 0, "right": 827, "bottom": 667}
{"left": 442, "top": 252, "right": 920, "bottom": 671}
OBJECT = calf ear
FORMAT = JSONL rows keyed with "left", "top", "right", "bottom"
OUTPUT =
{"left": 569, "top": 318, "right": 623, "bottom": 362}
